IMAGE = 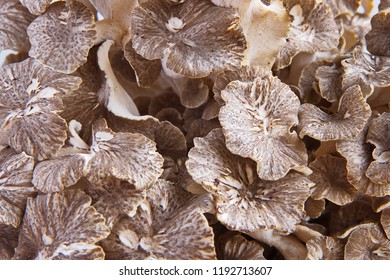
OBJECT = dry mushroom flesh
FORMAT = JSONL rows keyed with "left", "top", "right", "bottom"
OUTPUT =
{"left": 0, "top": 0, "right": 389, "bottom": 260}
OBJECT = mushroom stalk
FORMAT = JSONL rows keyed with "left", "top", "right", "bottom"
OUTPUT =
{"left": 248, "top": 229, "right": 307, "bottom": 260}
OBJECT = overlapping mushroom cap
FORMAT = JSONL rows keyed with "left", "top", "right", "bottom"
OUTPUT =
{"left": 187, "top": 129, "right": 313, "bottom": 233}
{"left": 27, "top": 1, "right": 96, "bottom": 74}
{"left": 131, "top": 0, "right": 246, "bottom": 78}
{"left": 0, "top": 58, "right": 81, "bottom": 160}
{"left": 13, "top": 190, "right": 110, "bottom": 260}
{"left": 219, "top": 70, "right": 308, "bottom": 180}
{"left": 216, "top": 232, "right": 265, "bottom": 260}
{"left": 306, "top": 236, "right": 344, "bottom": 260}
{"left": 366, "top": 10, "right": 390, "bottom": 57}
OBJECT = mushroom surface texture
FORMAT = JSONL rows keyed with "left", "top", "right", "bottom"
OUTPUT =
{"left": 0, "top": 0, "right": 389, "bottom": 260}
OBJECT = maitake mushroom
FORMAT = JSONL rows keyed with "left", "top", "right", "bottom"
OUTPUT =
{"left": 0, "top": 0, "right": 389, "bottom": 261}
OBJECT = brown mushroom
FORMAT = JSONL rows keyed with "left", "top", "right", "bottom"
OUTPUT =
{"left": 306, "top": 236, "right": 344, "bottom": 260}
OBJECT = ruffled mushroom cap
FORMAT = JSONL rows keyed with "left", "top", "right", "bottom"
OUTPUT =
{"left": 219, "top": 73, "right": 308, "bottom": 181}
{"left": 315, "top": 62, "right": 344, "bottom": 103}
{"left": 0, "top": 224, "right": 18, "bottom": 260}
{"left": 216, "top": 231, "right": 265, "bottom": 260}
{"left": 365, "top": 113, "right": 390, "bottom": 185}
{"left": 306, "top": 236, "right": 344, "bottom": 260}
{"left": 275, "top": 0, "right": 339, "bottom": 69}
{"left": 0, "top": 147, "right": 36, "bottom": 227}
{"left": 372, "top": 196, "right": 390, "bottom": 212}
{"left": 19, "top": 0, "right": 53, "bottom": 15}
{"left": 131, "top": 0, "right": 246, "bottom": 78}
{"left": 322, "top": 0, "right": 359, "bottom": 17}
{"left": 298, "top": 85, "right": 371, "bottom": 141}
{"left": 13, "top": 190, "right": 110, "bottom": 260}
{"left": 101, "top": 180, "right": 216, "bottom": 260}
{"left": 382, "top": 208, "right": 390, "bottom": 239}
{"left": 366, "top": 11, "right": 390, "bottom": 57}
{"left": 345, "top": 223, "right": 390, "bottom": 260}
{"left": 337, "top": 119, "right": 390, "bottom": 197}
{"left": 186, "top": 129, "right": 312, "bottom": 233}
{"left": 342, "top": 45, "right": 390, "bottom": 98}
{"left": 0, "top": 0, "right": 35, "bottom": 51}
{"left": 304, "top": 197, "right": 326, "bottom": 219}
{"left": 27, "top": 1, "right": 96, "bottom": 74}
{"left": 309, "top": 155, "right": 357, "bottom": 205}
{"left": 0, "top": 58, "right": 81, "bottom": 160}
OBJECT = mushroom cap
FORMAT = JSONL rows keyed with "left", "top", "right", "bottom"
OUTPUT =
{"left": 186, "top": 128, "right": 312, "bottom": 233}
{"left": 366, "top": 11, "right": 390, "bottom": 57}
{"left": 217, "top": 232, "right": 265, "bottom": 260}
{"left": 381, "top": 208, "right": 390, "bottom": 239}
{"left": 365, "top": 112, "right": 390, "bottom": 185}
{"left": 0, "top": 224, "right": 19, "bottom": 260}
{"left": 219, "top": 74, "right": 308, "bottom": 181}
{"left": 298, "top": 85, "right": 371, "bottom": 141}
{"left": 13, "top": 190, "right": 110, "bottom": 260}
{"left": 27, "top": 1, "right": 96, "bottom": 74}
{"left": 0, "top": 0, "right": 36, "bottom": 51}
{"left": 316, "top": 63, "right": 344, "bottom": 103}
{"left": 306, "top": 236, "right": 344, "bottom": 260}
{"left": 322, "top": 0, "right": 359, "bottom": 17}
{"left": 131, "top": 0, "right": 246, "bottom": 78}
{"left": 19, "top": 0, "right": 53, "bottom": 15}
{"left": 0, "top": 147, "right": 36, "bottom": 228}
{"left": 379, "top": 0, "right": 390, "bottom": 10}
{"left": 309, "top": 154, "right": 357, "bottom": 206}
{"left": 345, "top": 223, "right": 390, "bottom": 260}
{"left": 304, "top": 197, "right": 326, "bottom": 219}
{"left": 275, "top": 0, "right": 339, "bottom": 69}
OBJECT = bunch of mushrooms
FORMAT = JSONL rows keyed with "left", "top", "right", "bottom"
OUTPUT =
{"left": 0, "top": 0, "right": 389, "bottom": 260}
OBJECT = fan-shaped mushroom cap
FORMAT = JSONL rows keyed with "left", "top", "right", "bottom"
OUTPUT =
{"left": 366, "top": 11, "right": 390, "bottom": 57}
{"left": 0, "top": 57, "right": 81, "bottom": 160}
{"left": 306, "top": 236, "right": 344, "bottom": 260}
{"left": 342, "top": 45, "right": 390, "bottom": 98}
{"left": 219, "top": 73, "right": 308, "bottom": 181}
{"left": 365, "top": 112, "right": 390, "bottom": 185}
{"left": 299, "top": 85, "right": 371, "bottom": 141}
{"left": 345, "top": 223, "right": 390, "bottom": 260}
{"left": 305, "top": 197, "right": 326, "bottom": 219}
{"left": 27, "top": 1, "right": 96, "bottom": 74}
{"left": 217, "top": 231, "right": 265, "bottom": 260}
{"left": 0, "top": 0, "right": 35, "bottom": 51}
{"left": 323, "top": 0, "right": 359, "bottom": 17}
{"left": 337, "top": 118, "right": 390, "bottom": 197}
{"left": 186, "top": 128, "right": 312, "bottom": 233}
{"left": 0, "top": 147, "right": 36, "bottom": 228}
{"left": 13, "top": 190, "right": 110, "bottom": 260}
{"left": 19, "top": 0, "right": 53, "bottom": 15}
{"left": 316, "top": 62, "right": 344, "bottom": 103}
{"left": 0, "top": 224, "right": 19, "bottom": 260}
{"left": 131, "top": 0, "right": 245, "bottom": 78}
{"left": 381, "top": 208, "right": 390, "bottom": 239}
{"left": 309, "top": 154, "right": 357, "bottom": 205}
{"left": 275, "top": 0, "right": 339, "bottom": 69}
{"left": 372, "top": 196, "right": 390, "bottom": 212}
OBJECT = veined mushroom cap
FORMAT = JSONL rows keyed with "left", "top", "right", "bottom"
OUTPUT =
{"left": 322, "top": 0, "right": 360, "bottom": 17}
{"left": 217, "top": 232, "right": 265, "bottom": 260}
{"left": 19, "top": 0, "right": 53, "bottom": 15}
{"left": 309, "top": 154, "right": 357, "bottom": 206}
{"left": 305, "top": 197, "right": 326, "bottom": 219}
{"left": 131, "top": 0, "right": 246, "bottom": 78}
{"left": 365, "top": 112, "right": 390, "bottom": 185}
{"left": 0, "top": 58, "right": 81, "bottom": 160}
{"left": 306, "top": 236, "right": 344, "bottom": 260}
{"left": 275, "top": 0, "right": 339, "bottom": 69}
{"left": 345, "top": 223, "right": 390, "bottom": 260}
{"left": 13, "top": 190, "right": 110, "bottom": 260}
{"left": 0, "top": 0, "right": 35, "bottom": 51}
{"left": 0, "top": 147, "right": 36, "bottom": 228}
{"left": 366, "top": 11, "right": 390, "bottom": 57}
{"left": 298, "top": 85, "right": 371, "bottom": 141}
{"left": 27, "top": 1, "right": 96, "bottom": 74}
{"left": 186, "top": 128, "right": 312, "bottom": 233}
{"left": 381, "top": 208, "right": 390, "bottom": 239}
{"left": 315, "top": 62, "right": 344, "bottom": 103}
{"left": 219, "top": 73, "right": 308, "bottom": 181}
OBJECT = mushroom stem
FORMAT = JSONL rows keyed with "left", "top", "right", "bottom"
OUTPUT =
{"left": 248, "top": 229, "right": 307, "bottom": 260}
{"left": 95, "top": 19, "right": 127, "bottom": 46}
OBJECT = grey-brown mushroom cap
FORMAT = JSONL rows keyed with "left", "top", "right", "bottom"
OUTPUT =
{"left": 186, "top": 128, "right": 312, "bottom": 233}
{"left": 305, "top": 197, "right": 326, "bottom": 219}
{"left": 217, "top": 232, "right": 265, "bottom": 260}
{"left": 365, "top": 113, "right": 390, "bottom": 185}
{"left": 0, "top": 224, "right": 19, "bottom": 260}
{"left": 309, "top": 154, "right": 357, "bottom": 206}
{"left": 323, "top": 0, "right": 359, "bottom": 17}
{"left": 219, "top": 75, "right": 308, "bottom": 181}
{"left": 366, "top": 11, "right": 390, "bottom": 57}
{"left": 316, "top": 63, "right": 344, "bottom": 103}
{"left": 19, "top": 0, "right": 53, "bottom": 15}
{"left": 27, "top": 1, "right": 97, "bottom": 74}
{"left": 131, "top": 0, "right": 246, "bottom": 78}
{"left": 306, "top": 236, "right": 344, "bottom": 260}
{"left": 381, "top": 208, "right": 390, "bottom": 239}
{"left": 13, "top": 190, "right": 110, "bottom": 260}
{"left": 0, "top": 147, "right": 36, "bottom": 228}
{"left": 275, "top": 0, "right": 340, "bottom": 69}
{"left": 379, "top": 0, "right": 390, "bottom": 10}
{"left": 344, "top": 223, "right": 390, "bottom": 260}
{"left": 298, "top": 85, "right": 371, "bottom": 141}
{"left": 0, "top": 0, "right": 36, "bottom": 51}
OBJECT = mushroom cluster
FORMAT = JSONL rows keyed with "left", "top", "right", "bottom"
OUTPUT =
{"left": 0, "top": 0, "right": 389, "bottom": 260}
